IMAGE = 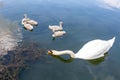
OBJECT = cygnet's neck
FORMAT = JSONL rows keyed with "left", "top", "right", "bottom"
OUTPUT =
{"left": 24, "top": 14, "right": 27, "bottom": 19}
{"left": 59, "top": 22, "right": 62, "bottom": 28}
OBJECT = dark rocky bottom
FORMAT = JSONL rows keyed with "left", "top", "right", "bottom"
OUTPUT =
{"left": 0, "top": 41, "right": 47, "bottom": 80}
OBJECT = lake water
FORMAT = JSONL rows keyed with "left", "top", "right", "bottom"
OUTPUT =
{"left": 0, "top": 0, "right": 120, "bottom": 80}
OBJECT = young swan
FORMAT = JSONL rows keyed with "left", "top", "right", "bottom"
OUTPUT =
{"left": 26, "top": 19, "right": 38, "bottom": 26}
{"left": 52, "top": 31, "right": 66, "bottom": 38}
{"left": 49, "top": 21, "right": 63, "bottom": 32}
{"left": 23, "top": 22, "right": 33, "bottom": 31}
{"left": 21, "top": 17, "right": 33, "bottom": 31}
{"left": 22, "top": 14, "right": 38, "bottom": 26}
{"left": 48, "top": 37, "right": 116, "bottom": 60}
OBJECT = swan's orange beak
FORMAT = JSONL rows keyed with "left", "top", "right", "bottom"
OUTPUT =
{"left": 48, "top": 50, "right": 53, "bottom": 55}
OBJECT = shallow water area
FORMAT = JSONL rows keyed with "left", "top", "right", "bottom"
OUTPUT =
{"left": 0, "top": 0, "right": 120, "bottom": 80}
{"left": 0, "top": 16, "right": 22, "bottom": 56}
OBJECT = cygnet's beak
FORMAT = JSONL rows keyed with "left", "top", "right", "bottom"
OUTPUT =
{"left": 47, "top": 50, "right": 53, "bottom": 55}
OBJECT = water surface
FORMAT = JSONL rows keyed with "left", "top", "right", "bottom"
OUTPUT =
{"left": 0, "top": 0, "right": 120, "bottom": 80}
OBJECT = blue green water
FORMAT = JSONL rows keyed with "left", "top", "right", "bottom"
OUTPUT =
{"left": 0, "top": 0, "right": 120, "bottom": 80}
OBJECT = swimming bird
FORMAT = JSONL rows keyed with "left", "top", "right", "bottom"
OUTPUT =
{"left": 22, "top": 22, "right": 33, "bottom": 31}
{"left": 49, "top": 21, "right": 63, "bottom": 32}
{"left": 21, "top": 16, "right": 33, "bottom": 31}
{"left": 52, "top": 31, "right": 66, "bottom": 38}
{"left": 22, "top": 14, "right": 38, "bottom": 26}
{"left": 48, "top": 37, "right": 115, "bottom": 60}
{"left": 26, "top": 19, "right": 38, "bottom": 26}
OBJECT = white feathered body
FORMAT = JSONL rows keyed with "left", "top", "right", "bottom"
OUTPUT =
{"left": 52, "top": 31, "right": 66, "bottom": 37}
{"left": 75, "top": 37, "right": 115, "bottom": 60}
{"left": 49, "top": 22, "right": 63, "bottom": 32}
{"left": 26, "top": 19, "right": 38, "bottom": 26}
{"left": 22, "top": 14, "right": 38, "bottom": 26}
{"left": 23, "top": 23, "right": 33, "bottom": 31}
{"left": 49, "top": 25, "right": 63, "bottom": 32}
{"left": 22, "top": 18, "right": 33, "bottom": 31}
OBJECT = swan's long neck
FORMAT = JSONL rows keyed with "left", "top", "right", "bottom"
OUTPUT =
{"left": 53, "top": 50, "right": 75, "bottom": 58}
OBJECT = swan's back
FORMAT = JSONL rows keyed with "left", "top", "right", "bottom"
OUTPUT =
{"left": 23, "top": 23, "right": 33, "bottom": 30}
{"left": 49, "top": 25, "right": 63, "bottom": 31}
{"left": 75, "top": 37, "right": 115, "bottom": 60}
{"left": 52, "top": 31, "right": 66, "bottom": 37}
{"left": 49, "top": 22, "right": 63, "bottom": 32}
{"left": 27, "top": 20, "right": 38, "bottom": 25}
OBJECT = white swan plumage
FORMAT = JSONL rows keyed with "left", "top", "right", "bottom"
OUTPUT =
{"left": 48, "top": 37, "right": 116, "bottom": 60}
{"left": 52, "top": 31, "right": 66, "bottom": 38}
{"left": 49, "top": 21, "right": 63, "bottom": 32}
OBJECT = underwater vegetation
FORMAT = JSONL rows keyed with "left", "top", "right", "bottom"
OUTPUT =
{"left": 0, "top": 41, "right": 47, "bottom": 80}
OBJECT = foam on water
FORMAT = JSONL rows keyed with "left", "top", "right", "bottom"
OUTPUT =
{"left": 0, "top": 16, "right": 22, "bottom": 56}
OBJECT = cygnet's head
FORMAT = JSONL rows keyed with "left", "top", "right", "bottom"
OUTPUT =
{"left": 24, "top": 14, "right": 27, "bottom": 18}
{"left": 59, "top": 21, "right": 63, "bottom": 25}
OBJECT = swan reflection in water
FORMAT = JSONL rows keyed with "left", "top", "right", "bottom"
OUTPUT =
{"left": 49, "top": 54, "right": 74, "bottom": 63}
{"left": 49, "top": 52, "right": 108, "bottom": 65}
{"left": 87, "top": 52, "right": 108, "bottom": 65}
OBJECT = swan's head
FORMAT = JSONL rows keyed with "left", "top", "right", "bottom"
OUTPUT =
{"left": 48, "top": 50, "right": 54, "bottom": 55}
{"left": 48, "top": 50, "right": 59, "bottom": 55}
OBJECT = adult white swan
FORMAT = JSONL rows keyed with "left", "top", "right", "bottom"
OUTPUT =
{"left": 48, "top": 37, "right": 115, "bottom": 60}
{"left": 49, "top": 21, "right": 63, "bottom": 32}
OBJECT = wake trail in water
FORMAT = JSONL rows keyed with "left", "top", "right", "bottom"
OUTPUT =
{"left": 0, "top": 16, "right": 22, "bottom": 56}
